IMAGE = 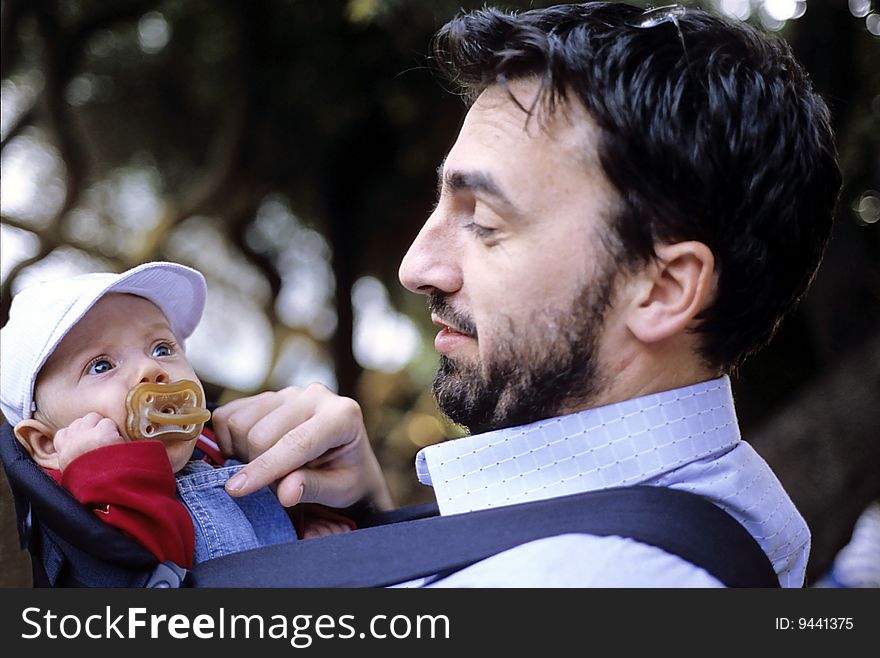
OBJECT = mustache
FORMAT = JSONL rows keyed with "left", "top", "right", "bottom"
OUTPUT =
{"left": 429, "top": 293, "right": 478, "bottom": 338}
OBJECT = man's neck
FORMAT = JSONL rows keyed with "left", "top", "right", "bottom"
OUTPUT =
{"left": 560, "top": 341, "right": 718, "bottom": 415}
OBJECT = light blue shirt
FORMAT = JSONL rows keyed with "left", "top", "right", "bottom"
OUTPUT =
{"left": 400, "top": 376, "right": 809, "bottom": 587}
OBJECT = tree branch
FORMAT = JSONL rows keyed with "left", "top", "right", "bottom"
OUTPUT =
{"left": 69, "top": 0, "right": 160, "bottom": 52}
{"left": 0, "top": 0, "right": 31, "bottom": 79}
{"left": 0, "top": 215, "right": 127, "bottom": 324}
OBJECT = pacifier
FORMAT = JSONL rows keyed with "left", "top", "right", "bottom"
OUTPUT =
{"left": 125, "top": 380, "right": 211, "bottom": 442}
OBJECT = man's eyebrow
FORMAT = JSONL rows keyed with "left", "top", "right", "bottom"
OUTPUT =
{"left": 436, "top": 162, "right": 521, "bottom": 218}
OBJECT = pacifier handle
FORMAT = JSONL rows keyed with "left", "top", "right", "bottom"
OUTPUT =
{"left": 145, "top": 407, "right": 211, "bottom": 426}
{"left": 125, "top": 380, "right": 211, "bottom": 442}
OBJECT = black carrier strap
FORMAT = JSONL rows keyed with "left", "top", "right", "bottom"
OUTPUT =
{"left": 192, "top": 486, "right": 780, "bottom": 588}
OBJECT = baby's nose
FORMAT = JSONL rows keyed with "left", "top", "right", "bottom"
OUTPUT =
{"left": 137, "top": 361, "right": 169, "bottom": 385}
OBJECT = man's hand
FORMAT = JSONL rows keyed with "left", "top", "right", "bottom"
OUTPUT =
{"left": 211, "top": 384, "right": 394, "bottom": 512}
{"left": 54, "top": 412, "right": 125, "bottom": 472}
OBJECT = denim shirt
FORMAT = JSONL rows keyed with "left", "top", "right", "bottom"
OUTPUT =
{"left": 176, "top": 459, "right": 297, "bottom": 565}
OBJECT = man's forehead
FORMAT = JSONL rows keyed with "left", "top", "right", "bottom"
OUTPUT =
{"left": 464, "top": 79, "right": 602, "bottom": 167}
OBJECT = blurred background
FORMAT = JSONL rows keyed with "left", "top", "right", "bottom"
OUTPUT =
{"left": 1, "top": 0, "right": 878, "bottom": 587}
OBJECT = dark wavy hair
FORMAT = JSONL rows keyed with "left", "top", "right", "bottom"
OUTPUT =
{"left": 433, "top": 2, "right": 841, "bottom": 371}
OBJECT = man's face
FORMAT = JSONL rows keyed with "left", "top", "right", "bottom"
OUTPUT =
{"left": 399, "top": 79, "right": 624, "bottom": 433}
{"left": 33, "top": 293, "right": 205, "bottom": 471}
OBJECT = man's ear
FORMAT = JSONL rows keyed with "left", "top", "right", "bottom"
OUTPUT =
{"left": 625, "top": 241, "right": 716, "bottom": 344}
{"left": 14, "top": 419, "right": 60, "bottom": 470}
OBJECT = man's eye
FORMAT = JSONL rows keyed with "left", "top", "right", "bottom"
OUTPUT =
{"left": 152, "top": 342, "right": 174, "bottom": 357}
{"left": 86, "top": 359, "right": 114, "bottom": 375}
{"left": 464, "top": 222, "right": 496, "bottom": 239}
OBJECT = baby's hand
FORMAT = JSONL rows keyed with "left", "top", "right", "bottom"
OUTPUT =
{"left": 292, "top": 504, "right": 356, "bottom": 539}
{"left": 54, "top": 412, "right": 124, "bottom": 472}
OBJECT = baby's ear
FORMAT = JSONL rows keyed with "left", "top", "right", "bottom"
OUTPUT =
{"left": 14, "top": 419, "right": 59, "bottom": 470}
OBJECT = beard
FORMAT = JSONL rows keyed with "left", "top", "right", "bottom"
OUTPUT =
{"left": 430, "top": 262, "right": 617, "bottom": 435}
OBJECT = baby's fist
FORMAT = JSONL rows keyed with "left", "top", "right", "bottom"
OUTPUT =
{"left": 54, "top": 412, "right": 124, "bottom": 471}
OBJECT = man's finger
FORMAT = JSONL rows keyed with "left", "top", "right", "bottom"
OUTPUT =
{"left": 275, "top": 471, "right": 307, "bottom": 507}
{"left": 276, "top": 466, "right": 363, "bottom": 509}
{"left": 243, "top": 383, "right": 350, "bottom": 461}
{"left": 242, "top": 393, "right": 322, "bottom": 462}
{"left": 211, "top": 390, "right": 279, "bottom": 457}
{"left": 224, "top": 415, "right": 338, "bottom": 496}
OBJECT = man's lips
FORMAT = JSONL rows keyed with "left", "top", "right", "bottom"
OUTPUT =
{"left": 431, "top": 315, "right": 475, "bottom": 353}
{"left": 431, "top": 315, "right": 473, "bottom": 337}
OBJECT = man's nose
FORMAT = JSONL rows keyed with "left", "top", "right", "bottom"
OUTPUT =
{"left": 398, "top": 210, "right": 462, "bottom": 296}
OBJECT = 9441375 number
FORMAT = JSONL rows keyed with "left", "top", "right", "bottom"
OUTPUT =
{"left": 775, "top": 618, "right": 854, "bottom": 630}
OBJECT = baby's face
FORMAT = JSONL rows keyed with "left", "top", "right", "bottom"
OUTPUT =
{"left": 33, "top": 293, "right": 205, "bottom": 471}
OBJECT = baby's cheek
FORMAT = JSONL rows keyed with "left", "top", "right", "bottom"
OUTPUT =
{"left": 166, "top": 438, "right": 199, "bottom": 472}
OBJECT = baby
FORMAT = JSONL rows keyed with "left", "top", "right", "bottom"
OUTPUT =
{"left": 1, "top": 262, "right": 343, "bottom": 573}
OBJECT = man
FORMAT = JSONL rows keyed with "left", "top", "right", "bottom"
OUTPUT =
{"left": 213, "top": 3, "right": 840, "bottom": 587}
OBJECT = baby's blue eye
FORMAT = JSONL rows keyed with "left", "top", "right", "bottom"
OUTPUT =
{"left": 152, "top": 342, "right": 173, "bottom": 357}
{"left": 87, "top": 359, "right": 114, "bottom": 375}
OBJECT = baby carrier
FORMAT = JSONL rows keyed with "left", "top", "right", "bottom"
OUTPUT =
{"left": 1, "top": 420, "right": 780, "bottom": 588}
{"left": 1, "top": 419, "right": 193, "bottom": 587}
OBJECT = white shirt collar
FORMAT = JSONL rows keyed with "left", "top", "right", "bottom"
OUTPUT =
{"left": 416, "top": 376, "right": 740, "bottom": 515}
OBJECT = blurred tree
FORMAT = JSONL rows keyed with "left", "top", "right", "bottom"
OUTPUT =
{"left": 734, "top": 0, "right": 880, "bottom": 582}
{"left": 1, "top": 0, "right": 878, "bottom": 586}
